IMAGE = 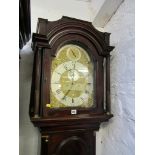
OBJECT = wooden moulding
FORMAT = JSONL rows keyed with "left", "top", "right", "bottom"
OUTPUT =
{"left": 31, "top": 113, "right": 113, "bottom": 127}
{"left": 106, "top": 55, "right": 111, "bottom": 114}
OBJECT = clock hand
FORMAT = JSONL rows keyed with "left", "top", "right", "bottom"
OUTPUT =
{"left": 63, "top": 89, "right": 71, "bottom": 97}
{"left": 62, "top": 81, "right": 74, "bottom": 99}
{"left": 73, "top": 62, "right": 76, "bottom": 70}
{"left": 72, "top": 71, "right": 74, "bottom": 83}
{"left": 69, "top": 69, "right": 75, "bottom": 84}
{"left": 71, "top": 49, "right": 76, "bottom": 57}
{"left": 62, "top": 70, "right": 75, "bottom": 100}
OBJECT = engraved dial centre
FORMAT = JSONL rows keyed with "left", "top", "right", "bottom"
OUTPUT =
{"left": 68, "top": 69, "right": 79, "bottom": 81}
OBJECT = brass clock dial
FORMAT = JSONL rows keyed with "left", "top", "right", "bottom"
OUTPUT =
{"left": 49, "top": 44, "right": 94, "bottom": 108}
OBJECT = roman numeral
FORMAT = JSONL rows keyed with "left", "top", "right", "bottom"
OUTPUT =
{"left": 81, "top": 97, "right": 84, "bottom": 102}
{"left": 55, "top": 71, "right": 61, "bottom": 75}
{"left": 72, "top": 98, "right": 74, "bottom": 103}
{"left": 63, "top": 64, "right": 68, "bottom": 70}
{"left": 87, "top": 82, "right": 92, "bottom": 85}
{"left": 85, "top": 90, "right": 89, "bottom": 94}
{"left": 56, "top": 89, "right": 61, "bottom": 94}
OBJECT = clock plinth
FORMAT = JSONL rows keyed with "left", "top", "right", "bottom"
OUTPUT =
{"left": 30, "top": 16, "right": 114, "bottom": 155}
{"left": 41, "top": 130, "right": 95, "bottom": 155}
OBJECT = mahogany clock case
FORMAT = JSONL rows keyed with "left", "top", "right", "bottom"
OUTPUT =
{"left": 29, "top": 16, "right": 114, "bottom": 155}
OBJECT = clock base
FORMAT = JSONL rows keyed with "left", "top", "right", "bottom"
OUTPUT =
{"left": 41, "top": 130, "right": 96, "bottom": 155}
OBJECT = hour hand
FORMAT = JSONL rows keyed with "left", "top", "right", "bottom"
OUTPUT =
{"left": 62, "top": 83, "right": 73, "bottom": 98}
{"left": 62, "top": 90, "right": 70, "bottom": 100}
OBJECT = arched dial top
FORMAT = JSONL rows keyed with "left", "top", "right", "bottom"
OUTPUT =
{"left": 48, "top": 44, "right": 94, "bottom": 108}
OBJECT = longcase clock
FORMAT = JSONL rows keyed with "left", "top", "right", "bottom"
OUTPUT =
{"left": 30, "top": 16, "right": 114, "bottom": 155}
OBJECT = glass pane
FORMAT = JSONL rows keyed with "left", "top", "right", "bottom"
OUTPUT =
{"left": 49, "top": 44, "right": 94, "bottom": 108}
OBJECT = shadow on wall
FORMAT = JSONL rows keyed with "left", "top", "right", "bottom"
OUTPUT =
{"left": 19, "top": 41, "right": 41, "bottom": 155}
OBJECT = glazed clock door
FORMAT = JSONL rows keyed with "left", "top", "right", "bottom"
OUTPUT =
{"left": 48, "top": 44, "right": 94, "bottom": 109}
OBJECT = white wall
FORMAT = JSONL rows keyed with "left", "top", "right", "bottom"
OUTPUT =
{"left": 19, "top": 42, "right": 40, "bottom": 155}
{"left": 92, "top": 0, "right": 124, "bottom": 27}
{"left": 20, "top": 0, "right": 135, "bottom": 155}
{"left": 96, "top": 0, "right": 135, "bottom": 154}
{"left": 89, "top": 0, "right": 106, "bottom": 21}
{"left": 31, "top": 0, "right": 92, "bottom": 33}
